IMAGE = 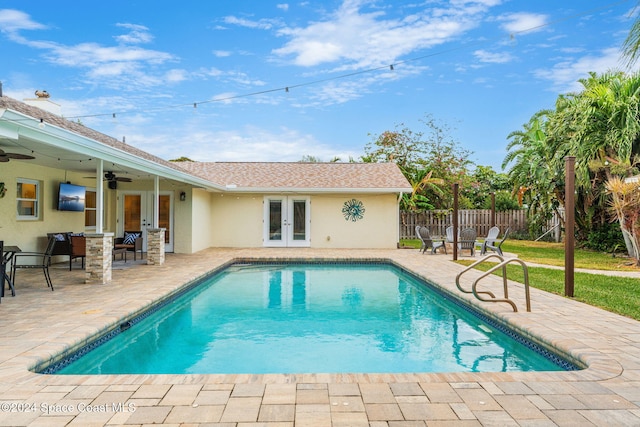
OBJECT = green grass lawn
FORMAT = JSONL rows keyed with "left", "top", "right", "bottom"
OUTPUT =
{"left": 401, "top": 238, "right": 640, "bottom": 320}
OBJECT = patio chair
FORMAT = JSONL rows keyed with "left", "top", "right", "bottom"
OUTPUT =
{"left": 476, "top": 226, "right": 500, "bottom": 255}
{"left": 114, "top": 231, "right": 144, "bottom": 260}
{"left": 484, "top": 228, "right": 510, "bottom": 256}
{"left": 69, "top": 234, "right": 86, "bottom": 270}
{"left": 416, "top": 226, "right": 446, "bottom": 254}
{"left": 11, "top": 236, "right": 56, "bottom": 291}
{"left": 445, "top": 226, "right": 454, "bottom": 243}
{"left": 458, "top": 228, "right": 477, "bottom": 256}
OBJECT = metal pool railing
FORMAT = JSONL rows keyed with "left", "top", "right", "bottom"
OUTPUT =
{"left": 455, "top": 254, "right": 531, "bottom": 312}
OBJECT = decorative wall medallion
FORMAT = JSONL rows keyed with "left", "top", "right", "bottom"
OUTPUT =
{"left": 342, "top": 198, "right": 365, "bottom": 221}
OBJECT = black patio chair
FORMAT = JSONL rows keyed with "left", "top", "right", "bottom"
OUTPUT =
{"left": 11, "top": 236, "right": 56, "bottom": 291}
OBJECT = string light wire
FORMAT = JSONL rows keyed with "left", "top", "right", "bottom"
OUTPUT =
{"left": 4, "top": 0, "right": 634, "bottom": 124}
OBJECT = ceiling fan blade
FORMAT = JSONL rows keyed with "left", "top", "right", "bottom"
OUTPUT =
{"left": 0, "top": 156, "right": 9, "bottom": 162}
{"left": 115, "top": 177, "right": 132, "bottom": 182}
{"left": 5, "top": 153, "right": 35, "bottom": 160}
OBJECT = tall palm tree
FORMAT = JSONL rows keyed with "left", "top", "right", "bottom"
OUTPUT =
{"left": 623, "top": 2, "right": 640, "bottom": 67}
{"left": 503, "top": 111, "right": 567, "bottom": 233}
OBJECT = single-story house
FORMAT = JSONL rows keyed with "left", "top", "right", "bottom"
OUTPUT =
{"left": 0, "top": 91, "right": 411, "bottom": 280}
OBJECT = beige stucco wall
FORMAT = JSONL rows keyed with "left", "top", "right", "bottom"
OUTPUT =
{"left": 0, "top": 163, "right": 86, "bottom": 258}
{"left": 210, "top": 193, "right": 264, "bottom": 247}
{"left": 207, "top": 192, "right": 400, "bottom": 249}
{"left": 310, "top": 194, "right": 399, "bottom": 248}
{"left": 189, "top": 188, "right": 215, "bottom": 253}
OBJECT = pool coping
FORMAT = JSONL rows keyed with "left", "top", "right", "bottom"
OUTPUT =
{"left": 24, "top": 254, "right": 623, "bottom": 385}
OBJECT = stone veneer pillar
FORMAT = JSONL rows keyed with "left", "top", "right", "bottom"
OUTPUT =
{"left": 85, "top": 233, "right": 113, "bottom": 284}
{"left": 146, "top": 228, "right": 165, "bottom": 265}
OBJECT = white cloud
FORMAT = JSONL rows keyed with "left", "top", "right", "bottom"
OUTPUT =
{"left": 0, "top": 9, "right": 46, "bottom": 34}
{"left": 213, "top": 50, "right": 231, "bottom": 57}
{"left": 132, "top": 125, "right": 348, "bottom": 162}
{"left": 474, "top": 49, "right": 514, "bottom": 63}
{"left": 272, "top": 0, "right": 499, "bottom": 68}
{"left": 0, "top": 10, "right": 177, "bottom": 90}
{"left": 497, "top": 12, "right": 548, "bottom": 34}
{"left": 277, "top": 4, "right": 289, "bottom": 12}
{"left": 533, "top": 47, "right": 632, "bottom": 92}
{"left": 43, "top": 42, "right": 174, "bottom": 68}
{"left": 223, "top": 15, "right": 278, "bottom": 30}
{"left": 114, "top": 23, "right": 154, "bottom": 44}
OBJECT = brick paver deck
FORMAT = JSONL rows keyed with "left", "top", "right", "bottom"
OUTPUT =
{"left": 0, "top": 248, "right": 639, "bottom": 426}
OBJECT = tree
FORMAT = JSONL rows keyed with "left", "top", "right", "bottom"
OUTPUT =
{"left": 622, "top": 2, "right": 640, "bottom": 67}
{"left": 170, "top": 156, "right": 195, "bottom": 162}
{"left": 400, "top": 169, "right": 444, "bottom": 212}
{"left": 363, "top": 126, "right": 426, "bottom": 174}
{"left": 547, "top": 71, "right": 640, "bottom": 238}
{"left": 364, "top": 114, "right": 474, "bottom": 210}
{"left": 503, "top": 111, "right": 567, "bottom": 235}
{"left": 504, "top": 71, "right": 640, "bottom": 244}
{"left": 467, "top": 165, "right": 513, "bottom": 209}
{"left": 605, "top": 177, "right": 640, "bottom": 264}
{"left": 299, "top": 155, "right": 322, "bottom": 162}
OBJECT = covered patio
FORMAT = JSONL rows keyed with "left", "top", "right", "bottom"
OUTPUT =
{"left": 0, "top": 248, "right": 638, "bottom": 426}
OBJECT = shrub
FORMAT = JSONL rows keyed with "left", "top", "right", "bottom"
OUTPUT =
{"left": 582, "top": 222, "right": 625, "bottom": 253}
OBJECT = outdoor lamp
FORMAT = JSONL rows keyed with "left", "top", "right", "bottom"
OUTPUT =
{"left": 180, "top": 191, "right": 186, "bottom": 201}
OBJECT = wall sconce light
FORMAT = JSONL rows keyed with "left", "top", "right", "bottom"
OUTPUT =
{"left": 180, "top": 191, "right": 186, "bottom": 201}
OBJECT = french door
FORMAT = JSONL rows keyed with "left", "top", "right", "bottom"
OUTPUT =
{"left": 120, "top": 191, "right": 174, "bottom": 252}
{"left": 263, "top": 196, "right": 310, "bottom": 247}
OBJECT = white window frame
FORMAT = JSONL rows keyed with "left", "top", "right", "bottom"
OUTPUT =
{"left": 16, "top": 178, "right": 40, "bottom": 221}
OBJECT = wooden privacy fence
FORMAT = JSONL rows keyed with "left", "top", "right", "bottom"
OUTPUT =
{"left": 400, "top": 209, "right": 562, "bottom": 241}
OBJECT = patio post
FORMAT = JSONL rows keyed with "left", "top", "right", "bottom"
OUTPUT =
{"left": 146, "top": 228, "right": 166, "bottom": 265}
{"left": 564, "top": 156, "right": 575, "bottom": 297}
{"left": 85, "top": 233, "right": 113, "bottom": 284}
{"left": 453, "top": 183, "right": 459, "bottom": 261}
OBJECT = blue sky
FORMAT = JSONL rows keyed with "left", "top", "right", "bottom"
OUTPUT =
{"left": 0, "top": 0, "right": 638, "bottom": 171}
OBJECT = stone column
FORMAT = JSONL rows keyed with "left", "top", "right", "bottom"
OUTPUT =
{"left": 146, "top": 228, "right": 165, "bottom": 265}
{"left": 85, "top": 233, "right": 113, "bottom": 284}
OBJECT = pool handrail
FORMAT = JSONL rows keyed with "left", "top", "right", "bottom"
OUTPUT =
{"left": 455, "top": 255, "right": 531, "bottom": 312}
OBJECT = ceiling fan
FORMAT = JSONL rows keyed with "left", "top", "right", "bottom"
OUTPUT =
{"left": 0, "top": 148, "right": 35, "bottom": 162}
{"left": 84, "top": 171, "right": 133, "bottom": 189}
{"left": 104, "top": 171, "right": 132, "bottom": 183}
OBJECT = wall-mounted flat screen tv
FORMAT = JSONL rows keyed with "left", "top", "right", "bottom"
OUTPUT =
{"left": 58, "top": 183, "right": 86, "bottom": 212}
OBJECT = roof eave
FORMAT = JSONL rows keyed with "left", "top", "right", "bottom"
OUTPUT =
{"left": 222, "top": 186, "right": 412, "bottom": 193}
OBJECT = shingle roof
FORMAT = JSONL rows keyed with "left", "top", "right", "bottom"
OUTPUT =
{"left": 1, "top": 95, "right": 411, "bottom": 193}
{"left": 178, "top": 161, "right": 412, "bottom": 192}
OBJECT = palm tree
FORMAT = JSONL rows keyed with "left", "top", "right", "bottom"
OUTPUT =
{"left": 400, "top": 169, "right": 444, "bottom": 212}
{"left": 503, "top": 111, "right": 567, "bottom": 234}
{"left": 622, "top": 2, "right": 640, "bottom": 67}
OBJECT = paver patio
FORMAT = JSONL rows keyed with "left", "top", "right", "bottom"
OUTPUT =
{"left": 0, "top": 248, "right": 639, "bottom": 426}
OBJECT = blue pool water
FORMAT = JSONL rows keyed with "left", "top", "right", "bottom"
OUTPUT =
{"left": 53, "top": 262, "right": 572, "bottom": 375}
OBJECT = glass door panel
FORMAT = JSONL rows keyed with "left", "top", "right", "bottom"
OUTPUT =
{"left": 159, "top": 195, "right": 171, "bottom": 244}
{"left": 264, "top": 196, "right": 309, "bottom": 247}
{"left": 268, "top": 199, "right": 284, "bottom": 243}
{"left": 291, "top": 199, "right": 307, "bottom": 241}
{"left": 123, "top": 194, "right": 142, "bottom": 231}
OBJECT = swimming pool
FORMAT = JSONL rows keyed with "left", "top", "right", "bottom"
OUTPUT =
{"left": 50, "top": 262, "right": 574, "bottom": 375}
